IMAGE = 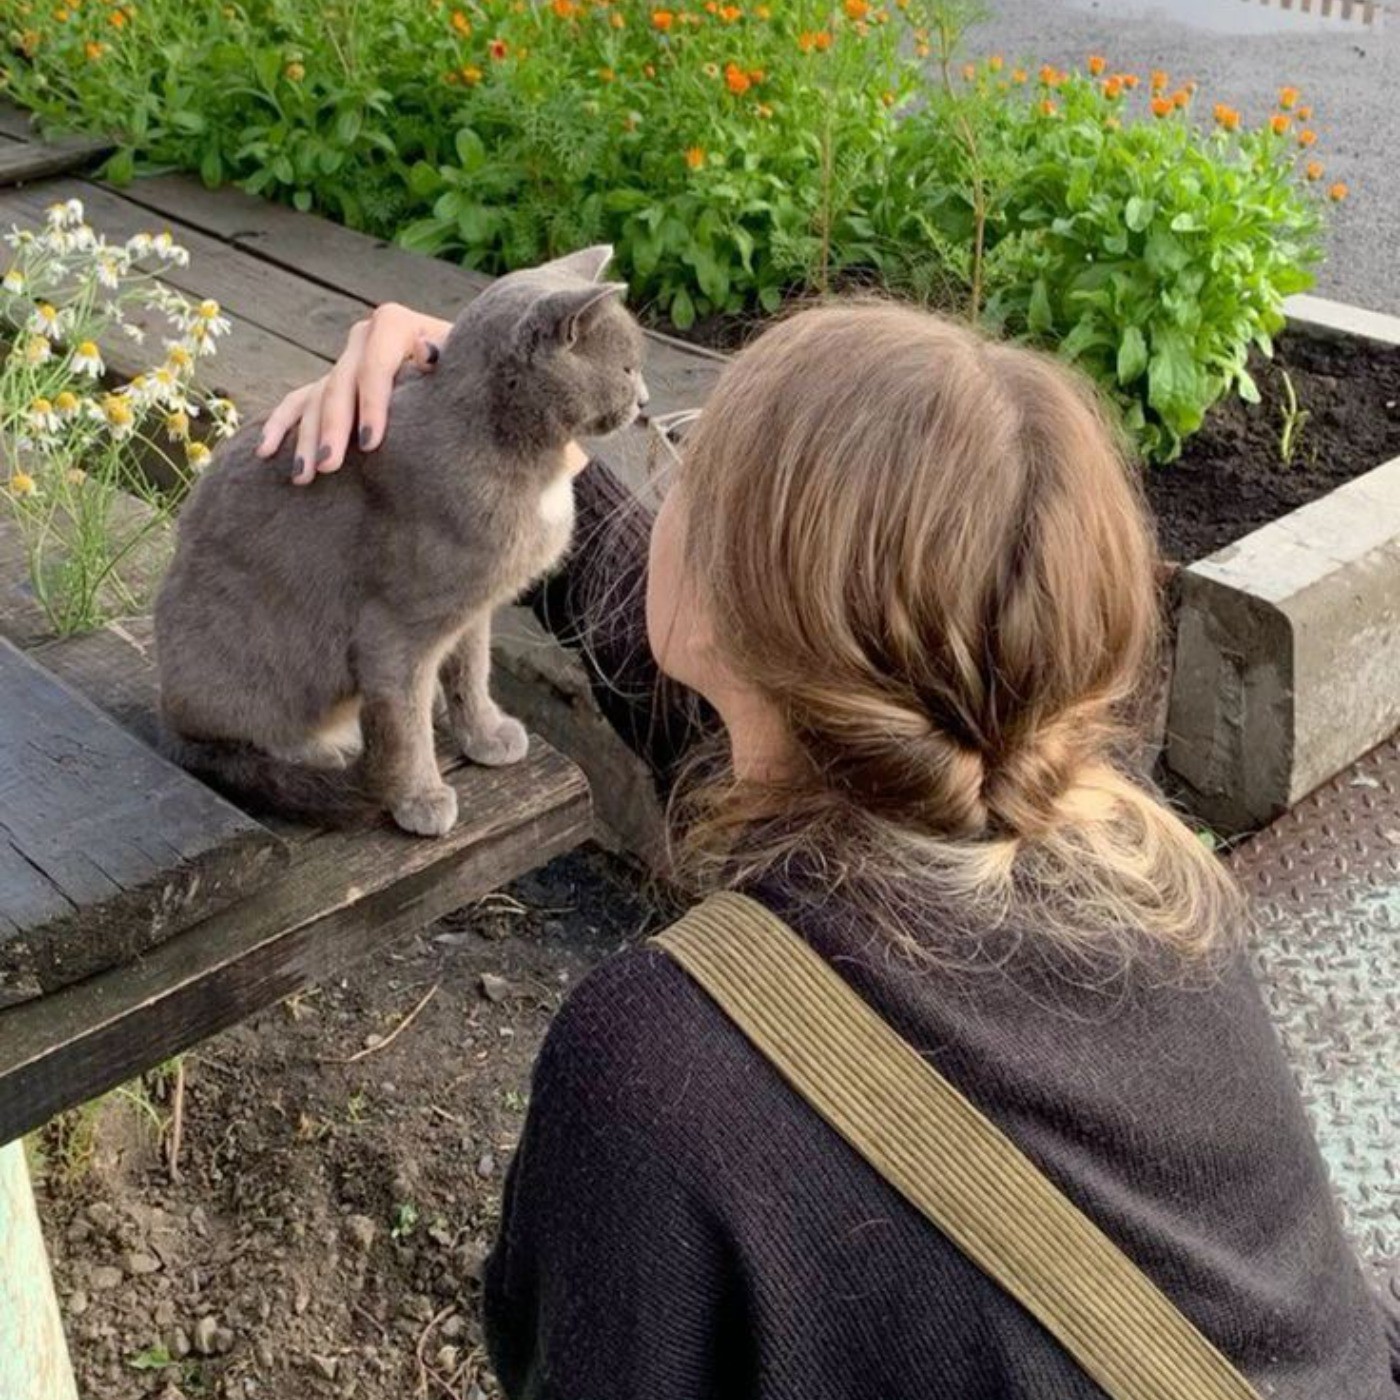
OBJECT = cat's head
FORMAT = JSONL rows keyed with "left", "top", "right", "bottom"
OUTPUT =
{"left": 444, "top": 245, "right": 648, "bottom": 448}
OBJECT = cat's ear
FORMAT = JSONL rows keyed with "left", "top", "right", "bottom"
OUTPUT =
{"left": 519, "top": 282, "right": 628, "bottom": 351}
{"left": 543, "top": 244, "right": 615, "bottom": 282}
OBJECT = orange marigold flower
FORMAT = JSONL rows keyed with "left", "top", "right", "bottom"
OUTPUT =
{"left": 610, "top": 10, "right": 624, "bottom": 24}
{"left": 450, "top": 8, "right": 471, "bottom": 33}
{"left": 651, "top": 8, "right": 673, "bottom": 28}
{"left": 598, "top": 65, "right": 615, "bottom": 81}
{"left": 1278, "top": 85, "right": 1300, "bottom": 111}
{"left": 748, "top": 67, "right": 764, "bottom": 82}
{"left": 488, "top": 37, "right": 509, "bottom": 58}
{"left": 718, "top": 3, "right": 740, "bottom": 19}
{"left": 705, "top": 0, "right": 718, "bottom": 9}
{"left": 1296, "top": 104, "right": 1312, "bottom": 120}
{"left": 685, "top": 145, "right": 705, "bottom": 169}
{"left": 461, "top": 63, "right": 483, "bottom": 83}
{"left": 1270, "top": 113, "right": 1290, "bottom": 135}
{"left": 108, "top": 7, "right": 125, "bottom": 25}
{"left": 1329, "top": 181, "right": 1348, "bottom": 202}
{"left": 1087, "top": 54, "right": 1106, "bottom": 75}
{"left": 1011, "top": 67, "right": 1027, "bottom": 84}
{"left": 1102, "top": 76, "right": 1123, "bottom": 99}
{"left": 1040, "top": 98, "right": 1057, "bottom": 117}
{"left": 284, "top": 60, "right": 305, "bottom": 80}
{"left": 962, "top": 62, "right": 976, "bottom": 81}
{"left": 1305, "top": 160, "right": 1324, "bottom": 181}
{"left": 914, "top": 41, "right": 930, "bottom": 58}
{"left": 1298, "top": 128, "right": 1317, "bottom": 148}
{"left": 550, "top": 0, "right": 576, "bottom": 17}
{"left": 814, "top": 29, "right": 831, "bottom": 49}
{"left": 988, "top": 54, "right": 1003, "bottom": 72}
{"left": 1213, "top": 103, "right": 1240, "bottom": 131}
{"left": 844, "top": 0, "right": 870, "bottom": 17}
{"left": 1150, "top": 69, "right": 1168, "bottom": 93}
{"left": 84, "top": 39, "right": 105, "bottom": 58}
{"left": 725, "top": 62, "right": 751, "bottom": 93}
{"left": 881, "top": 89, "right": 895, "bottom": 107}
{"left": 644, "top": 62, "right": 656, "bottom": 76}
{"left": 1038, "top": 63, "right": 1062, "bottom": 86}
{"left": 1172, "top": 88, "right": 1190, "bottom": 109}
{"left": 756, "top": 2, "right": 770, "bottom": 15}
{"left": 1150, "top": 96, "right": 1173, "bottom": 119}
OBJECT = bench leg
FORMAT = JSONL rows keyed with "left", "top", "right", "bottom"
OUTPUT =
{"left": 0, "top": 1139, "right": 79, "bottom": 1400}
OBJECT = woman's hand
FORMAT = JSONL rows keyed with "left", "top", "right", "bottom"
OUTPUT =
{"left": 256, "top": 302, "right": 452, "bottom": 485}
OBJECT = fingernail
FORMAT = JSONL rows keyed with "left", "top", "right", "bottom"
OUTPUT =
{"left": 316, "top": 443, "right": 332, "bottom": 464}
{"left": 359, "top": 425, "right": 372, "bottom": 449}
{"left": 425, "top": 342, "right": 440, "bottom": 365}
{"left": 293, "top": 455, "right": 305, "bottom": 479}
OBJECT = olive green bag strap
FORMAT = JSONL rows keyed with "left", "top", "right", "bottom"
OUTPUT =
{"left": 651, "top": 891, "right": 1261, "bottom": 1400}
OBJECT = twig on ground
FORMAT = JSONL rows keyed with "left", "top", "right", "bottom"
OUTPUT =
{"left": 415, "top": 1303, "right": 462, "bottom": 1400}
{"left": 321, "top": 983, "right": 441, "bottom": 1066}
{"left": 165, "top": 1058, "right": 186, "bottom": 1184}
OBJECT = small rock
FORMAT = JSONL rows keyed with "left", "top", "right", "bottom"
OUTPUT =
{"left": 294, "top": 1282, "right": 311, "bottom": 1316}
{"left": 461, "top": 1243, "right": 488, "bottom": 1283}
{"left": 67, "top": 1289, "right": 89, "bottom": 1318}
{"left": 89, "top": 1266, "right": 123, "bottom": 1292}
{"left": 125, "top": 1250, "right": 161, "bottom": 1276}
{"left": 192, "top": 1316, "right": 219, "bottom": 1357}
{"left": 435, "top": 1345, "right": 460, "bottom": 1372}
{"left": 309, "top": 1354, "right": 338, "bottom": 1382}
{"left": 214, "top": 1327, "right": 236, "bottom": 1355}
{"left": 479, "top": 973, "right": 511, "bottom": 1004}
{"left": 85, "top": 1201, "right": 117, "bottom": 1233}
{"left": 66, "top": 1218, "right": 92, "bottom": 1245}
{"left": 344, "top": 1215, "right": 376, "bottom": 1252}
{"left": 171, "top": 1327, "right": 192, "bottom": 1360}
{"left": 361, "top": 1033, "right": 384, "bottom": 1052}
{"left": 255, "top": 1340, "right": 275, "bottom": 1372}
{"left": 439, "top": 1314, "right": 465, "bottom": 1342}
{"left": 475, "top": 1152, "right": 496, "bottom": 1180}
{"left": 154, "top": 1299, "right": 176, "bottom": 1328}
{"left": 188, "top": 1206, "right": 209, "bottom": 1239}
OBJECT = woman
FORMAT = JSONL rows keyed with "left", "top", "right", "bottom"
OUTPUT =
{"left": 260, "top": 297, "right": 1399, "bottom": 1398}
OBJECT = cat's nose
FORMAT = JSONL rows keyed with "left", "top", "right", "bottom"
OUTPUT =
{"left": 637, "top": 377, "right": 650, "bottom": 409}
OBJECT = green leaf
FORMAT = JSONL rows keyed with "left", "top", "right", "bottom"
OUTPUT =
{"left": 334, "top": 107, "right": 363, "bottom": 146}
{"left": 1117, "top": 325, "right": 1149, "bottom": 383}
{"left": 1236, "top": 369, "right": 1261, "bottom": 405}
{"left": 199, "top": 147, "right": 223, "bottom": 187}
{"left": 454, "top": 127, "right": 486, "bottom": 172}
{"left": 293, "top": 189, "right": 313, "bottom": 212}
{"left": 1027, "top": 278, "right": 1053, "bottom": 335}
{"left": 758, "top": 284, "right": 782, "bottom": 313}
{"left": 671, "top": 286, "right": 696, "bottom": 331}
{"left": 126, "top": 1347, "right": 173, "bottom": 1373}
{"left": 102, "top": 148, "right": 136, "bottom": 184}
{"left": 1124, "top": 197, "right": 1155, "bottom": 233}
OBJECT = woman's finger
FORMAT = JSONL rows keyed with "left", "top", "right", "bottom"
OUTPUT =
{"left": 257, "top": 381, "right": 316, "bottom": 459}
{"left": 290, "top": 390, "right": 324, "bottom": 487}
{"left": 410, "top": 329, "right": 442, "bottom": 372}
{"left": 313, "top": 321, "right": 370, "bottom": 473}
{"left": 355, "top": 320, "right": 420, "bottom": 452}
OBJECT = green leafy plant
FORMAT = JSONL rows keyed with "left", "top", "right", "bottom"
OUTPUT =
{"left": 2, "top": 2, "right": 1341, "bottom": 462}
{"left": 0, "top": 198, "right": 239, "bottom": 634}
{"left": 1277, "top": 367, "right": 1310, "bottom": 466}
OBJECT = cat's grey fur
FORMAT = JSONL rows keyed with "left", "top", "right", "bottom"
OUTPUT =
{"left": 154, "top": 246, "right": 646, "bottom": 837}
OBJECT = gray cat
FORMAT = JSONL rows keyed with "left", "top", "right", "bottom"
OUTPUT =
{"left": 154, "top": 245, "right": 646, "bottom": 837}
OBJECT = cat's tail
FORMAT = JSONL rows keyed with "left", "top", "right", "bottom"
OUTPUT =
{"left": 158, "top": 728, "right": 382, "bottom": 829}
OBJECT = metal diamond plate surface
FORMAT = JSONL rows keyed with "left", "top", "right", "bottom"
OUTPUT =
{"left": 1229, "top": 733, "right": 1400, "bottom": 1279}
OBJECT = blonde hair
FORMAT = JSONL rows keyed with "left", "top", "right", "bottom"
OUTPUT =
{"left": 669, "top": 300, "right": 1240, "bottom": 965}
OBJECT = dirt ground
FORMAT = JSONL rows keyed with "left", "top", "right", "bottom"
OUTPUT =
{"left": 31, "top": 845, "right": 664, "bottom": 1400}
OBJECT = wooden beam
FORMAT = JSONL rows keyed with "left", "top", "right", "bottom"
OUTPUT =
{"left": 0, "top": 135, "right": 113, "bottom": 189}
{"left": 0, "top": 637, "right": 284, "bottom": 1006}
{"left": 0, "top": 738, "right": 590, "bottom": 1143}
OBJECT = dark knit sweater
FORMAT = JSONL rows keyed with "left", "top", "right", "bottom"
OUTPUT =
{"left": 482, "top": 460, "right": 1400, "bottom": 1400}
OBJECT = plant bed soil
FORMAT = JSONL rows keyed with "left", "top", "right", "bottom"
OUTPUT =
{"left": 650, "top": 306, "right": 1400, "bottom": 568}
{"left": 1146, "top": 332, "right": 1400, "bottom": 564}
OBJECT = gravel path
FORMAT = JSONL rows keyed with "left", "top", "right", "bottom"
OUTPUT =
{"left": 962, "top": 0, "right": 1399, "bottom": 313}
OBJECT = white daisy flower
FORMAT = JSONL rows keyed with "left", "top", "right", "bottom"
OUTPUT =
{"left": 28, "top": 397, "right": 60, "bottom": 437}
{"left": 95, "top": 254, "right": 122, "bottom": 289}
{"left": 63, "top": 198, "right": 84, "bottom": 225}
{"left": 194, "top": 299, "right": 233, "bottom": 336}
{"left": 53, "top": 391, "right": 82, "bottom": 419}
{"left": 71, "top": 340, "right": 104, "bottom": 377}
{"left": 69, "top": 224, "right": 97, "bottom": 253}
{"left": 126, "top": 232, "right": 153, "bottom": 259}
{"left": 187, "top": 441, "right": 212, "bottom": 470}
{"left": 45, "top": 201, "right": 70, "bottom": 228}
{"left": 121, "top": 323, "right": 147, "bottom": 344}
{"left": 165, "top": 408, "right": 191, "bottom": 443}
{"left": 2, "top": 266, "right": 24, "bottom": 294}
{"left": 101, "top": 393, "right": 137, "bottom": 440}
{"left": 29, "top": 302, "right": 64, "bottom": 339}
{"left": 22, "top": 334, "right": 52, "bottom": 365}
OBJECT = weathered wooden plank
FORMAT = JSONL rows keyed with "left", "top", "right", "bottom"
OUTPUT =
{"left": 109, "top": 172, "right": 728, "bottom": 444}
{"left": 0, "top": 737, "right": 590, "bottom": 1143}
{"left": 0, "top": 104, "right": 38, "bottom": 143}
{"left": 0, "top": 135, "right": 113, "bottom": 188}
{"left": 0, "top": 637, "right": 284, "bottom": 1006}
{"left": 0, "top": 180, "right": 364, "bottom": 365}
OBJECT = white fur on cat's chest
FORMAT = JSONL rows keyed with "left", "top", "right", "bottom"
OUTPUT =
{"left": 538, "top": 473, "right": 575, "bottom": 527}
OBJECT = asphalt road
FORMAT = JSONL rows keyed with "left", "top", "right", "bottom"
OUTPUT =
{"left": 961, "top": 0, "right": 1399, "bottom": 313}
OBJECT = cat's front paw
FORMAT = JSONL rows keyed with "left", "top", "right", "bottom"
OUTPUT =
{"left": 391, "top": 783, "right": 459, "bottom": 837}
{"left": 459, "top": 715, "right": 529, "bottom": 768}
